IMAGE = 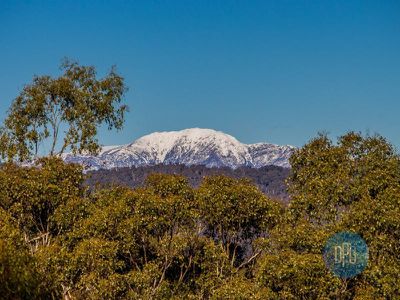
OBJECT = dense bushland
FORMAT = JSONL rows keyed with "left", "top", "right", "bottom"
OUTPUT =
{"left": 0, "top": 132, "right": 399, "bottom": 299}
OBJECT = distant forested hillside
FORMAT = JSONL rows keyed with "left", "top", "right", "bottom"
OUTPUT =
{"left": 85, "top": 164, "right": 290, "bottom": 201}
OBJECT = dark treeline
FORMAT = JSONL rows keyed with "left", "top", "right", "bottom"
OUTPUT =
{"left": 86, "top": 164, "right": 290, "bottom": 202}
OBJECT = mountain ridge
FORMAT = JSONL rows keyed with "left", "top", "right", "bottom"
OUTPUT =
{"left": 62, "top": 128, "right": 295, "bottom": 170}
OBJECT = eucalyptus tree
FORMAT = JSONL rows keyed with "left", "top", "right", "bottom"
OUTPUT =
{"left": 0, "top": 59, "right": 128, "bottom": 162}
{"left": 256, "top": 132, "right": 400, "bottom": 299}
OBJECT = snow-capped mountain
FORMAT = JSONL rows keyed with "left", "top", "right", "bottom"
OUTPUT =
{"left": 62, "top": 128, "right": 295, "bottom": 170}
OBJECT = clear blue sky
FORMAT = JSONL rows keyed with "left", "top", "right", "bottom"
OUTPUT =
{"left": 1, "top": 0, "right": 399, "bottom": 148}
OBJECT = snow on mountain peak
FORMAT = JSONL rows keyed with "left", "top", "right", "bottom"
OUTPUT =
{"left": 63, "top": 128, "right": 295, "bottom": 170}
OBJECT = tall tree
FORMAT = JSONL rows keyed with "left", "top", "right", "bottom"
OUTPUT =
{"left": 256, "top": 132, "right": 400, "bottom": 298}
{"left": 0, "top": 59, "right": 128, "bottom": 162}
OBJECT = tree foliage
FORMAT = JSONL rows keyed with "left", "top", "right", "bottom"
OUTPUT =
{"left": 256, "top": 132, "right": 400, "bottom": 298}
{"left": 0, "top": 132, "right": 399, "bottom": 299}
{"left": 0, "top": 59, "right": 128, "bottom": 162}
